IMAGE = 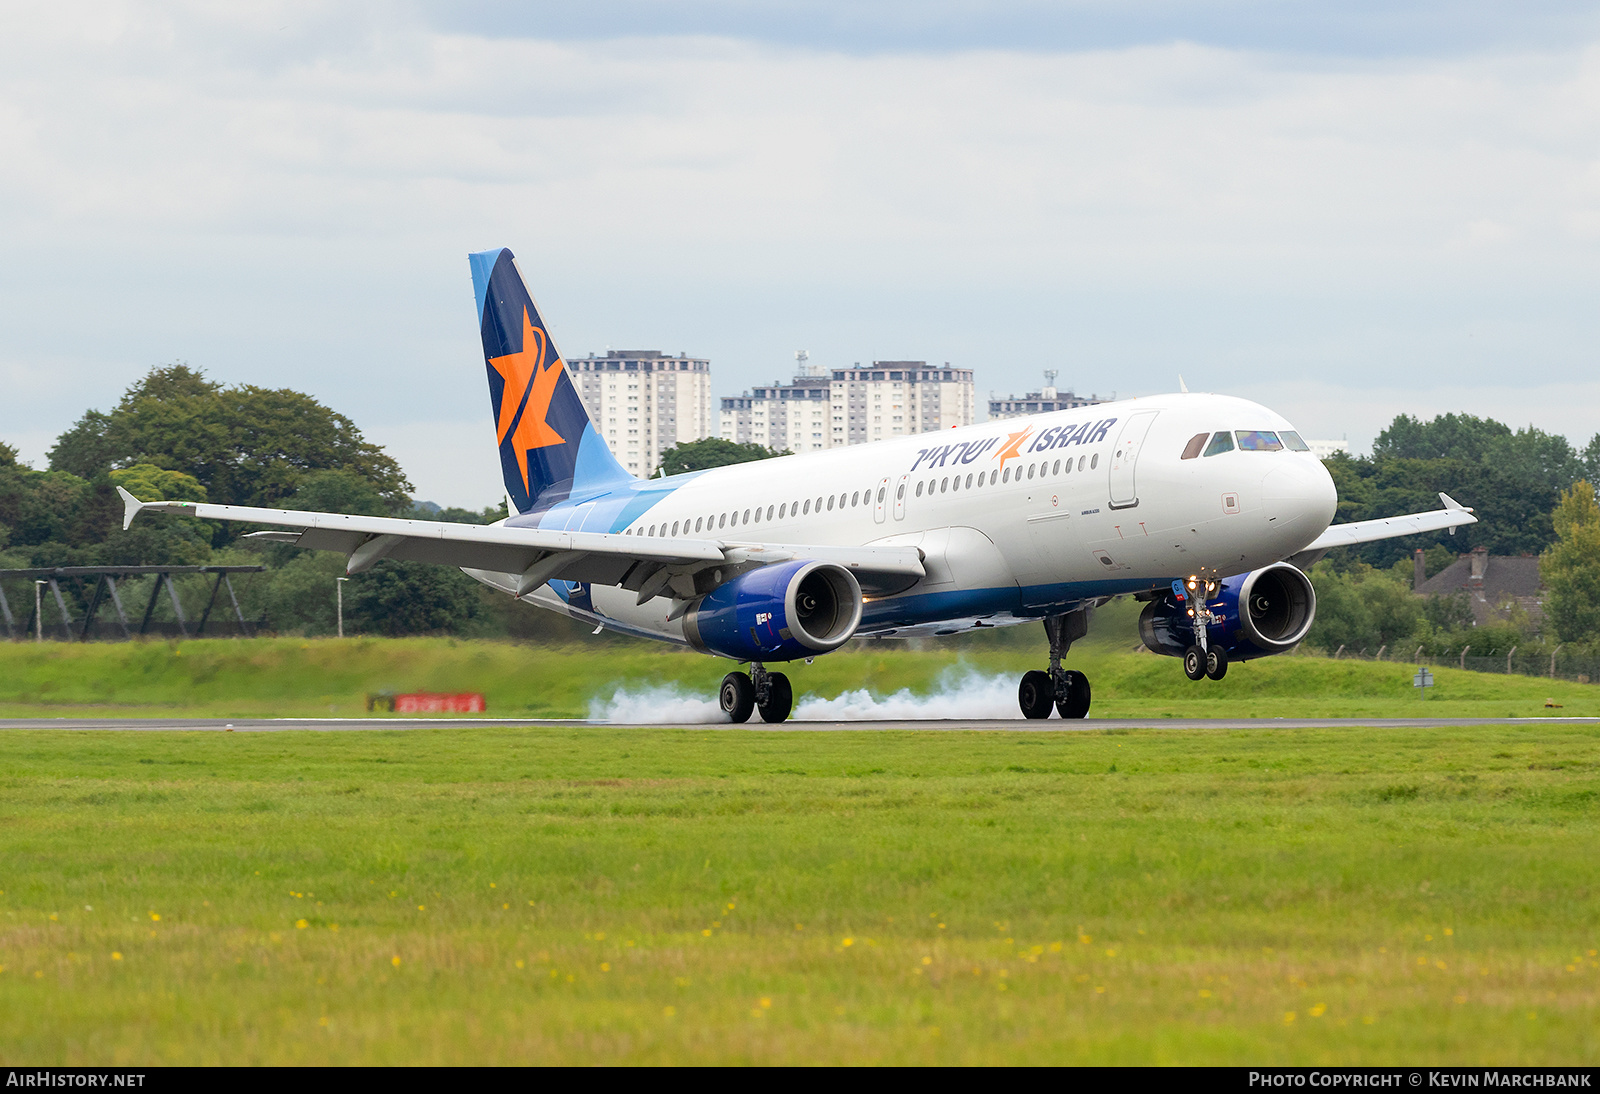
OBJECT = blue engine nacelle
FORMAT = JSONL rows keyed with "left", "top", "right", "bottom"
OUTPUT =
{"left": 683, "top": 560, "right": 864, "bottom": 662}
{"left": 1139, "top": 561, "right": 1316, "bottom": 662}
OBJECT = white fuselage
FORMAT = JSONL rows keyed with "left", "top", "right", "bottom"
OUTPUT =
{"left": 474, "top": 392, "right": 1338, "bottom": 646}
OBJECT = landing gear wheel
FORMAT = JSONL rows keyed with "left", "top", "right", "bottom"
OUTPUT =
{"left": 719, "top": 671, "right": 755, "bottom": 723}
{"left": 757, "top": 672, "right": 793, "bottom": 724}
{"left": 1019, "top": 670, "right": 1054, "bottom": 719}
{"left": 1204, "top": 646, "right": 1228, "bottom": 681}
{"left": 1055, "top": 670, "right": 1091, "bottom": 719}
{"left": 1182, "top": 645, "right": 1206, "bottom": 681}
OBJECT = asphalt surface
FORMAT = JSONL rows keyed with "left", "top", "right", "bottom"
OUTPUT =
{"left": 1, "top": 716, "right": 1597, "bottom": 732}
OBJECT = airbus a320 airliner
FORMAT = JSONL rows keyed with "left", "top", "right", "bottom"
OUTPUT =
{"left": 121, "top": 248, "right": 1477, "bottom": 722}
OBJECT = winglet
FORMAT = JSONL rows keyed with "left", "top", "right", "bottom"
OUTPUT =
{"left": 117, "top": 486, "right": 145, "bottom": 531}
{"left": 1178, "top": 374, "right": 1189, "bottom": 393}
{"left": 1439, "top": 492, "right": 1474, "bottom": 513}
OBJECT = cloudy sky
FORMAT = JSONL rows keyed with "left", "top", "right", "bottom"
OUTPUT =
{"left": 2, "top": 2, "right": 1598, "bottom": 505}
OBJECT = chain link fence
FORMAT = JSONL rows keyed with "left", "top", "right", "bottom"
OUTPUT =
{"left": 1318, "top": 643, "right": 1599, "bottom": 684}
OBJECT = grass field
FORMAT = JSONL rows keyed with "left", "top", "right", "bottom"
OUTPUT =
{"left": 1, "top": 630, "right": 1597, "bottom": 721}
{"left": 1, "top": 723, "right": 1597, "bottom": 1064}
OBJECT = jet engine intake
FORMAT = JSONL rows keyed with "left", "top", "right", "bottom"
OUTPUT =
{"left": 683, "top": 560, "right": 863, "bottom": 662}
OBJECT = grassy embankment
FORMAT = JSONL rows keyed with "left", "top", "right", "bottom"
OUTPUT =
{"left": 0, "top": 723, "right": 1595, "bottom": 1064}
{"left": 0, "top": 631, "right": 1595, "bottom": 720}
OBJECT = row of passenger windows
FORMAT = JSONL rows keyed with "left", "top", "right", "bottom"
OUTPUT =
{"left": 626, "top": 486, "right": 889, "bottom": 539}
{"left": 1180, "top": 429, "right": 1312, "bottom": 459}
{"left": 914, "top": 452, "right": 1098, "bottom": 498}
{"left": 623, "top": 451, "right": 1104, "bottom": 538}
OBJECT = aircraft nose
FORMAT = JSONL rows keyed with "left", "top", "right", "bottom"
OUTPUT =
{"left": 1262, "top": 457, "right": 1338, "bottom": 540}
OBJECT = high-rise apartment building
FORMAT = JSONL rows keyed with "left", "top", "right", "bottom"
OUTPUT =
{"left": 570, "top": 350, "right": 713, "bottom": 474}
{"left": 720, "top": 361, "right": 975, "bottom": 452}
{"left": 988, "top": 375, "right": 1107, "bottom": 421}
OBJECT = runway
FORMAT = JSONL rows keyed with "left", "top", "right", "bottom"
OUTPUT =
{"left": 2, "top": 716, "right": 1597, "bottom": 731}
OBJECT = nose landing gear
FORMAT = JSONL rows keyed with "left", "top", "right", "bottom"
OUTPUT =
{"left": 719, "top": 663, "right": 794, "bottom": 724}
{"left": 1017, "top": 610, "right": 1093, "bottom": 719}
{"left": 1180, "top": 576, "right": 1228, "bottom": 683}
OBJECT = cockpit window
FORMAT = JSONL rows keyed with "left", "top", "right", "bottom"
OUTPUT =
{"left": 1279, "top": 430, "right": 1311, "bottom": 452}
{"left": 1236, "top": 430, "right": 1283, "bottom": 451}
{"left": 1180, "top": 433, "right": 1208, "bottom": 460}
{"left": 1202, "top": 431, "right": 1235, "bottom": 457}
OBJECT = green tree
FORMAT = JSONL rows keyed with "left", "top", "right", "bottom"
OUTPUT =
{"left": 109, "top": 464, "right": 207, "bottom": 503}
{"left": 46, "top": 410, "right": 115, "bottom": 479}
{"left": 346, "top": 561, "right": 488, "bottom": 637}
{"left": 50, "top": 364, "right": 412, "bottom": 516}
{"left": 1306, "top": 561, "right": 1422, "bottom": 653}
{"left": 654, "top": 438, "right": 787, "bottom": 475}
{"left": 1541, "top": 480, "right": 1600, "bottom": 644}
{"left": 291, "top": 469, "right": 388, "bottom": 517}
{"left": 1327, "top": 413, "right": 1586, "bottom": 567}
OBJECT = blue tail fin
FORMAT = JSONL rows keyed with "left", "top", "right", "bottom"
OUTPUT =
{"left": 470, "top": 248, "right": 631, "bottom": 513}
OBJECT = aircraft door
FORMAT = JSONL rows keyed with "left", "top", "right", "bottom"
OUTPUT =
{"left": 1108, "top": 410, "right": 1160, "bottom": 510}
{"left": 893, "top": 475, "right": 908, "bottom": 520}
{"left": 874, "top": 477, "right": 889, "bottom": 524}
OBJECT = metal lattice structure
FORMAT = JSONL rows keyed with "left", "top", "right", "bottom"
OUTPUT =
{"left": 0, "top": 566, "right": 265, "bottom": 642}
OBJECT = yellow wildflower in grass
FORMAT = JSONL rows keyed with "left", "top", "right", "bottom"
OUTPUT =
{"left": 842, "top": 937, "right": 854, "bottom": 947}
{"left": 1445, "top": 927, "right": 1454, "bottom": 936}
{"left": 502, "top": 903, "right": 509, "bottom": 910}
{"left": 1310, "top": 1003, "right": 1327, "bottom": 1017}
{"left": 1198, "top": 989, "right": 1212, "bottom": 999}
{"left": 111, "top": 952, "right": 122, "bottom": 961}
{"left": 417, "top": 905, "right": 425, "bottom": 911}
{"left": 295, "top": 919, "right": 308, "bottom": 929}
{"left": 318, "top": 1016, "right": 330, "bottom": 1027}
{"left": 515, "top": 960, "right": 524, "bottom": 969}
{"left": 149, "top": 913, "right": 160, "bottom": 921}
{"left": 922, "top": 956, "right": 932, "bottom": 965}
{"left": 663, "top": 1006, "right": 676, "bottom": 1017}
{"left": 701, "top": 929, "right": 712, "bottom": 937}
{"left": 391, "top": 955, "right": 401, "bottom": 967}
{"left": 600, "top": 962, "right": 611, "bottom": 972}
{"left": 759, "top": 997, "right": 771, "bottom": 1008}
{"left": 1284, "top": 1011, "right": 1296, "bottom": 1024}
{"left": 1079, "top": 934, "right": 1091, "bottom": 945}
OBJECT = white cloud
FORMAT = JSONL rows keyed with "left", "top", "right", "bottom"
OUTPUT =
{"left": 1, "top": 5, "right": 1597, "bottom": 501}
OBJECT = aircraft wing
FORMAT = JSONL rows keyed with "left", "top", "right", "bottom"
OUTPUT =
{"left": 117, "top": 488, "right": 926, "bottom": 599}
{"left": 1287, "top": 492, "right": 1477, "bottom": 566}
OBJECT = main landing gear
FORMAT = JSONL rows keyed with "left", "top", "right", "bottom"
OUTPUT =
{"left": 1018, "top": 611, "right": 1093, "bottom": 719}
{"left": 719, "top": 662, "right": 794, "bottom": 724}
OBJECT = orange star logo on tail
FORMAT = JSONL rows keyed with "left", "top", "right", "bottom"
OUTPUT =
{"left": 994, "top": 426, "right": 1032, "bottom": 470}
{"left": 489, "top": 307, "right": 568, "bottom": 494}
